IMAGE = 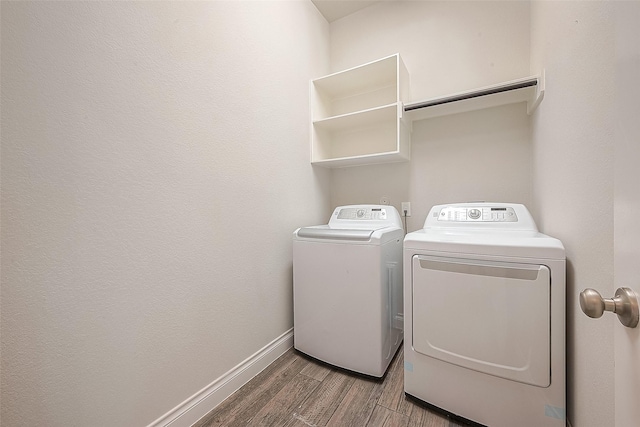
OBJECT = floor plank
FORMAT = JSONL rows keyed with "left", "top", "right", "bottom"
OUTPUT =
{"left": 249, "top": 373, "right": 320, "bottom": 427}
{"left": 377, "top": 347, "right": 410, "bottom": 415}
{"left": 299, "top": 357, "right": 332, "bottom": 382}
{"left": 283, "top": 370, "right": 356, "bottom": 427}
{"left": 195, "top": 352, "right": 305, "bottom": 427}
{"left": 407, "top": 403, "right": 449, "bottom": 427}
{"left": 367, "top": 405, "right": 410, "bottom": 427}
{"left": 325, "top": 376, "right": 379, "bottom": 426}
{"left": 195, "top": 346, "right": 474, "bottom": 427}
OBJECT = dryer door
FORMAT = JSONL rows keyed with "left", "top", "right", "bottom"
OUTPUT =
{"left": 412, "top": 255, "right": 550, "bottom": 387}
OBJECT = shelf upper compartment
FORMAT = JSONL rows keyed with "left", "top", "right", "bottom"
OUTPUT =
{"left": 311, "top": 55, "right": 401, "bottom": 121}
{"left": 312, "top": 54, "right": 399, "bottom": 100}
{"left": 404, "top": 72, "right": 545, "bottom": 122}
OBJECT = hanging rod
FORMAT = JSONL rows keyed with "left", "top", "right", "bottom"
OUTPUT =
{"left": 404, "top": 78, "right": 538, "bottom": 112}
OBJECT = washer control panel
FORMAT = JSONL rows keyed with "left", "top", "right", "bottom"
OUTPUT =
{"left": 337, "top": 207, "right": 387, "bottom": 220}
{"left": 438, "top": 206, "right": 518, "bottom": 222}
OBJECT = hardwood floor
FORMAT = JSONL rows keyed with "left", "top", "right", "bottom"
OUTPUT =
{"left": 194, "top": 346, "right": 470, "bottom": 427}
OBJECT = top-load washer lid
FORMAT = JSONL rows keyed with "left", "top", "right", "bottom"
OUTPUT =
{"left": 296, "top": 227, "right": 374, "bottom": 241}
{"left": 294, "top": 205, "right": 404, "bottom": 244}
{"left": 405, "top": 203, "right": 565, "bottom": 259}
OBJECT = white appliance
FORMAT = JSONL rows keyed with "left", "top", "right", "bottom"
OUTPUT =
{"left": 403, "top": 203, "right": 565, "bottom": 426}
{"left": 293, "top": 205, "right": 404, "bottom": 377}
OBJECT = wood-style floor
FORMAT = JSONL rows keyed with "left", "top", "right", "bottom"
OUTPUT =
{"left": 194, "top": 346, "right": 469, "bottom": 427}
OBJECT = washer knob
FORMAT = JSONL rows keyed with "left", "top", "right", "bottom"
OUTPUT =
{"left": 468, "top": 209, "right": 481, "bottom": 220}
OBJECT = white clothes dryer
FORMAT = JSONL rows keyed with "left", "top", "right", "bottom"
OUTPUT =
{"left": 403, "top": 203, "right": 565, "bottom": 426}
{"left": 293, "top": 205, "right": 404, "bottom": 377}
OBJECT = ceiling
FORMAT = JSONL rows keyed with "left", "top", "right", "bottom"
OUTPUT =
{"left": 311, "top": 0, "right": 380, "bottom": 22}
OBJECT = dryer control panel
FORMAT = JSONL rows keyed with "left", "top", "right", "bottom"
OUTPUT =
{"left": 424, "top": 203, "right": 538, "bottom": 231}
{"left": 438, "top": 206, "right": 518, "bottom": 222}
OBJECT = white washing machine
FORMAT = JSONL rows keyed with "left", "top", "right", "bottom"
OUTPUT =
{"left": 293, "top": 205, "right": 404, "bottom": 377}
{"left": 403, "top": 203, "right": 565, "bottom": 426}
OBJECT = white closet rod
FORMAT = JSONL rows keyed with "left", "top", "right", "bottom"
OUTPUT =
{"left": 404, "top": 78, "right": 538, "bottom": 112}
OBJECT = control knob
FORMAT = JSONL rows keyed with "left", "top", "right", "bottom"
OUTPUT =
{"left": 468, "top": 209, "right": 481, "bottom": 220}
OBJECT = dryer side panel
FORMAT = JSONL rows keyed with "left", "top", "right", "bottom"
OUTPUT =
{"left": 411, "top": 255, "right": 551, "bottom": 387}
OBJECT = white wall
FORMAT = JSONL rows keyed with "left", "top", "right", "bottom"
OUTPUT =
{"left": 530, "top": 2, "right": 615, "bottom": 426}
{"left": 328, "top": 1, "right": 532, "bottom": 231}
{"left": 0, "top": 1, "right": 329, "bottom": 425}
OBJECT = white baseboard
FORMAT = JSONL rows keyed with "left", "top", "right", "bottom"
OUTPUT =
{"left": 147, "top": 328, "right": 294, "bottom": 427}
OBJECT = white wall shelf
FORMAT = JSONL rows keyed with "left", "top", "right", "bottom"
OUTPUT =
{"left": 313, "top": 103, "right": 400, "bottom": 133}
{"left": 310, "top": 54, "right": 410, "bottom": 168}
{"left": 310, "top": 56, "right": 544, "bottom": 167}
{"left": 404, "top": 71, "right": 545, "bottom": 122}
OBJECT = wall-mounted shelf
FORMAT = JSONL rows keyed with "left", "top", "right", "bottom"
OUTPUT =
{"left": 404, "top": 71, "right": 545, "bottom": 122}
{"left": 310, "top": 54, "right": 410, "bottom": 168}
{"left": 309, "top": 56, "right": 545, "bottom": 167}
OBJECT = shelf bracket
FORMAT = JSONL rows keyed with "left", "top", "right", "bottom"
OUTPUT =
{"left": 527, "top": 69, "right": 545, "bottom": 115}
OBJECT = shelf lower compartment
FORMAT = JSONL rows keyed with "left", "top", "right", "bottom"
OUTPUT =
{"left": 311, "top": 119, "right": 411, "bottom": 168}
{"left": 311, "top": 150, "right": 410, "bottom": 168}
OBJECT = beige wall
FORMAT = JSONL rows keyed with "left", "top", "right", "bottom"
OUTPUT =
{"left": 2, "top": 1, "right": 633, "bottom": 426}
{"left": 530, "top": 2, "right": 616, "bottom": 426}
{"left": 0, "top": 2, "right": 330, "bottom": 425}
{"left": 613, "top": 3, "right": 640, "bottom": 426}
{"left": 328, "top": 1, "right": 533, "bottom": 231}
